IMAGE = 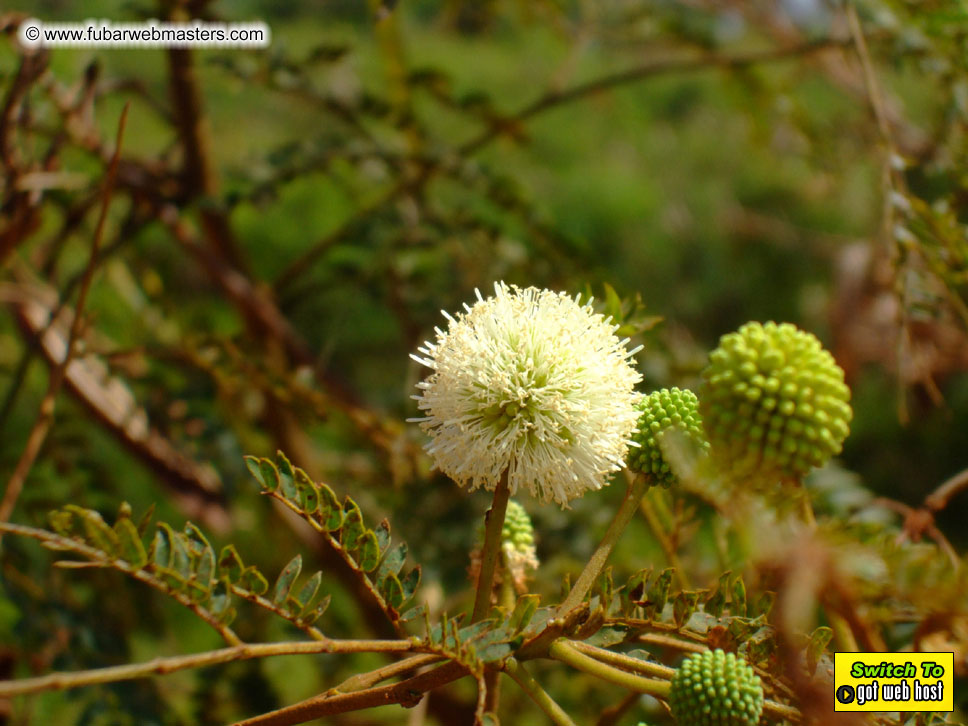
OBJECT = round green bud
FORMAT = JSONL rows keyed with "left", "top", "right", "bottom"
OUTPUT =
{"left": 669, "top": 649, "right": 764, "bottom": 726}
{"left": 700, "top": 321, "right": 852, "bottom": 486}
{"left": 628, "top": 388, "right": 710, "bottom": 488}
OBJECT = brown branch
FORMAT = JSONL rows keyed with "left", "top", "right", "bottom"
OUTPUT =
{"left": 0, "top": 45, "right": 51, "bottom": 267}
{"left": 925, "top": 466, "right": 968, "bottom": 513}
{"left": 232, "top": 661, "right": 469, "bottom": 726}
{"left": 0, "top": 104, "right": 128, "bottom": 524}
{"left": 595, "top": 692, "right": 639, "bottom": 726}
{"left": 0, "top": 637, "right": 417, "bottom": 698}
{"left": 331, "top": 653, "right": 445, "bottom": 694}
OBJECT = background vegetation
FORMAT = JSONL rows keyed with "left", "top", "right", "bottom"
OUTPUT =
{"left": 1, "top": 1, "right": 966, "bottom": 724}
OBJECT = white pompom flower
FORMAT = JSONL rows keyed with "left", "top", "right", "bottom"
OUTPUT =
{"left": 409, "top": 282, "right": 643, "bottom": 507}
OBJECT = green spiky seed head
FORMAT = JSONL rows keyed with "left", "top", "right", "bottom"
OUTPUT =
{"left": 669, "top": 649, "right": 764, "bottom": 726}
{"left": 700, "top": 321, "right": 852, "bottom": 486}
{"left": 628, "top": 388, "right": 709, "bottom": 488}
{"left": 502, "top": 499, "right": 535, "bottom": 556}
{"left": 473, "top": 499, "right": 538, "bottom": 588}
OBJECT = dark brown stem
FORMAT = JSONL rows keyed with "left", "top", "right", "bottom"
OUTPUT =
{"left": 472, "top": 472, "right": 511, "bottom": 622}
{"left": 232, "top": 661, "right": 468, "bottom": 726}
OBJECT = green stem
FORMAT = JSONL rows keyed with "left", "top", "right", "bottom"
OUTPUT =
{"left": 799, "top": 488, "right": 816, "bottom": 528}
{"left": 558, "top": 473, "right": 649, "bottom": 615}
{"left": 549, "top": 639, "right": 671, "bottom": 699}
{"left": 566, "top": 640, "right": 676, "bottom": 680}
{"left": 503, "top": 658, "right": 578, "bottom": 726}
{"left": 472, "top": 471, "right": 511, "bottom": 622}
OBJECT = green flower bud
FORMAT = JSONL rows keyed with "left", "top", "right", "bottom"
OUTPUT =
{"left": 628, "top": 388, "right": 709, "bottom": 488}
{"left": 472, "top": 499, "right": 538, "bottom": 593}
{"left": 700, "top": 321, "right": 852, "bottom": 486}
{"left": 502, "top": 499, "right": 536, "bottom": 556}
{"left": 669, "top": 649, "right": 764, "bottom": 726}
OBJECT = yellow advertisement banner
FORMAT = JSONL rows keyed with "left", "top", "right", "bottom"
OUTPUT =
{"left": 834, "top": 652, "right": 954, "bottom": 712}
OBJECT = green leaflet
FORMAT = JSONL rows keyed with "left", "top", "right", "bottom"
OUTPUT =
{"left": 646, "top": 568, "right": 674, "bottom": 618}
{"left": 48, "top": 510, "right": 75, "bottom": 538}
{"left": 806, "top": 626, "right": 833, "bottom": 675}
{"left": 294, "top": 469, "right": 319, "bottom": 513}
{"left": 243, "top": 455, "right": 265, "bottom": 488}
{"left": 317, "top": 483, "right": 343, "bottom": 531}
{"left": 705, "top": 571, "right": 731, "bottom": 618}
{"left": 272, "top": 555, "right": 303, "bottom": 606}
{"left": 377, "top": 542, "right": 407, "bottom": 583}
{"left": 259, "top": 459, "right": 280, "bottom": 492}
{"left": 184, "top": 523, "right": 215, "bottom": 588}
{"left": 65, "top": 506, "right": 119, "bottom": 557}
{"left": 673, "top": 590, "right": 701, "bottom": 628}
{"left": 218, "top": 545, "right": 244, "bottom": 584}
{"left": 373, "top": 519, "right": 391, "bottom": 553}
{"left": 356, "top": 530, "right": 380, "bottom": 573}
{"left": 151, "top": 526, "right": 171, "bottom": 570}
{"left": 292, "top": 571, "right": 322, "bottom": 615}
{"left": 114, "top": 517, "right": 147, "bottom": 568}
{"left": 380, "top": 572, "right": 404, "bottom": 610}
{"left": 240, "top": 566, "right": 269, "bottom": 595}
{"left": 509, "top": 594, "right": 539, "bottom": 634}
{"left": 399, "top": 566, "right": 421, "bottom": 602}
{"left": 340, "top": 500, "right": 365, "bottom": 552}
{"left": 275, "top": 451, "right": 299, "bottom": 501}
{"left": 731, "top": 575, "right": 747, "bottom": 617}
{"left": 301, "top": 594, "right": 331, "bottom": 625}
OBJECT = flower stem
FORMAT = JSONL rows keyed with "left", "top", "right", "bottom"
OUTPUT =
{"left": 558, "top": 472, "right": 649, "bottom": 615}
{"left": 503, "top": 658, "right": 578, "bottom": 726}
{"left": 548, "top": 639, "right": 671, "bottom": 699}
{"left": 472, "top": 471, "right": 511, "bottom": 622}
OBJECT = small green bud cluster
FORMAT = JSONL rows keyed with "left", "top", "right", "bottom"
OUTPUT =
{"left": 628, "top": 388, "right": 709, "bottom": 488}
{"left": 700, "top": 321, "right": 852, "bottom": 486}
{"left": 501, "top": 499, "right": 536, "bottom": 557}
{"left": 669, "top": 649, "right": 764, "bottom": 726}
{"left": 483, "top": 499, "right": 537, "bottom": 590}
